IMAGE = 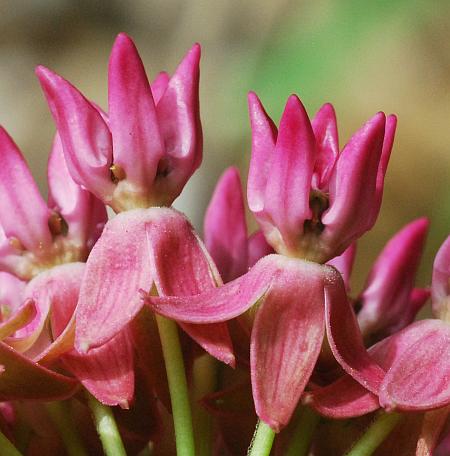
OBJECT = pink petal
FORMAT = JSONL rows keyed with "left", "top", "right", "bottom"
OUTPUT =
{"left": 322, "top": 113, "right": 386, "bottom": 254}
{"left": 367, "top": 114, "right": 397, "bottom": 228}
{"left": 108, "top": 33, "right": 164, "bottom": 190}
{"left": 204, "top": 167, "right": 248, "bottom": 283}
{"left": 379, "top": 320, "right": 450, "bottom": 411}
{"left": 327, "top": 242, "right": 357, "bottom": 292}
{"left": 36, "top": 65, "right": 115, "bottom": 203}
{"left": 0, "top": 341, "right": 78, "bottom": 400}
{"left": 144, "top": 254, "right": 278, "bottom": 323}
{"left": 308, "top": 319, "right": 438, "bottom": 418}
{"left": 151, "top": 71, "right": 170, "bottom": 104}
{"left": 311, "top": 103, "right": 339, "bottom": 189}
{"left": 155, "top": 43, "right": 202, "bottom": 198}
{"left": 146, "top": 208, "right": 234, "bottom": 365}
{"left": 63, "top": 330, "right": 134, "bottom": 407}
{"left": 251, "top": 257, "right": 325, "bottom": 431}
{"left": 247, "top": 230, "right": 274, "bottom": 268}
{"left": 0, "top": 272, "right": 26, "bottom": 315}
{"left": 47, "top": 133, "right": 107, "bottom": 251}
{"left": 432, "top": 234, "right": 450, "bottom": 319}
{"left": 247, "top": 92, "right": 277, "bottom": 214}
{"left": 8, "top": 263, "right": 84, "bottom": 353}
{"left": 0, "top": 127, "right": 52, "bottom": 252}
{"left": 75, "top": 210, "right": 154, "bottom": 352}
{"left": 304, "top": 375, "right": 379, "bottom": 419}
{"left": 357, "top": 218, "right": 428, "bottom": 337}
{"left": 263, "top": 95, "right": 315, "bottom": 248}
{"left": 324, "top": 267, "right": 385, "bottom": 394}
{"left": 0, "top": 300, "right": 35, "bottom": 341}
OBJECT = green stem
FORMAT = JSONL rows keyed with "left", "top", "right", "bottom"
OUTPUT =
{"left": 86, "top": 392, "right": 127, "bottom": 456}
{"left": 346, "top": 412, "right": 402, "bottom": 456}
{"left": 285, "top": 406, "right": 320, "bottom": 456}
{"left": 46, "top": 401, "right": 88, "bottom": 456}
{"left": 192, "top": 354, "right": 217, "bottom": 456}
{"left": 248, "top": 420, "right": 276, "bottom": 456}
{"left": 156, "top": 315, "right": 195, "bottom": 456}
{"left": 0, "top": 429, "right": 23, "bottom": 456}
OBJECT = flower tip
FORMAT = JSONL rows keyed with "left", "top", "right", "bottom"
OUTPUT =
{"left": 225, "top": 353, "right": 236, "bottom": 369}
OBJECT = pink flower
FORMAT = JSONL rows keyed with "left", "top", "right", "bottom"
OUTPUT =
{"left": 142, "top": 254, "right": 376, "bottom": 431}
{"left": 0, "top": 127, "right": 106, "bottom": 281}
{"left": 36, "top": 33, "right": 202, "bottom": 212}
{"left": 247, "top": 93, "right": 397, "bottom": 262}
{"left": 308, "top": 232, "right": 450, "bottom": 420}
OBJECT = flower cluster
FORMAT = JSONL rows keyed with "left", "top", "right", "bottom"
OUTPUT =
{"left": 0, "top": 33, "right": 448, "bottom": 456}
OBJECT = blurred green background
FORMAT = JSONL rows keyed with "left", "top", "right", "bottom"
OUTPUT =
{"left": 0, "top": 0, "right": 449, "bottom": 291}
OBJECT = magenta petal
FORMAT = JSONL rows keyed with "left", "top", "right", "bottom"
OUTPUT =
{"left": 64, "top": 330, "right": 134, "bottom": 407}
{"left": 305, "top": 375, "right": 379, "bottom": 419}
{"left": 108, "top": 33, "right": 164, "bottom": 189}
{"left": 75, "top": 209, "right": 155, "bottom": 351}
{"left": 36, "top": 66, "right": 115, "bottom": 203}
{"left": 251, "top": 259, "right": 325, "bottom": 431}
{"left": 204, "top": 167, "right": 248, "bottom": 283}
{"left": 324, "top": 267, "right": 385, "bottom": 394}
{"left": 47, "top": 134, "right": 107, "bottom": 250}
{"left": 432, "top": 235, "right": 450, "bottom": 319}
{"left": 322, "top": 113, "right": 386, "bottom": 253}
{"left": 379, "top": 320, "right": 450, "bottom": 411}
{"left": 357, "top": 218, "right": 428, "bottom": 337}
{"left": 247, "top": 92, "right": 277, "bottom": 214}
{"left": 151, "top": 71, "right": 170, "bottom": 104}
{"left": 247, "top": 230, "right": 274, "bottom": 268}
{"left": 144, "top": 255, "right": 279, "bottom": 323}
{"left": 0, "top": 272, "right": 26, "bottom": 315}
{"left": 0, "top": 127, "right": 52, "bottom": 252}
{"left": 366, "top": 114, "right": 397, "bottom": 227}
{"left": 326, "top": 242, "right": 356, "bottom": 292}
{"left": 146, "top": 209, "right": 234, "bottom": 365}
{"left": 263, "top": 95, "right": 315, "bottom": 244}
{"left": 156, "top": 43, "right": 202, "bottom": 193}
{"left": 311, "top": 103, "right": 339, "bottom": 188}
{"left": 0, "top": 341, "right": 78, "bottom": 400}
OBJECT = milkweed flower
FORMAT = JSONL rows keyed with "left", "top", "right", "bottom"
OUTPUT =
{"left": 36, "top": 33, "right": 234, "bottom": 367}
{"left": 247, "top": 93, "right": 397, "bottom": 263}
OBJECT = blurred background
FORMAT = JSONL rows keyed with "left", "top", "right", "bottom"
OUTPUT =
{"left": 0, "top": 0, "right": 449, "bottom": 291}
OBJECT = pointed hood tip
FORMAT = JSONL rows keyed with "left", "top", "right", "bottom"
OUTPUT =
{"left": 119, "top": 399, "right": 130, "bottom": 410}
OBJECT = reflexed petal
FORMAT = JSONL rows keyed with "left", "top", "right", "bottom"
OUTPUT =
{"left": 322, "top": 113, "right": 386, "bottom": 255}
{"left": 0, "top": 127, "right": 52, "bottom": 252}
{"left": 357, "top": 218, "right": 428, "bottom": 337}
{"left": 147, "top": 208, "right": 234, "bottom": 365}
{"left": 305, "top": 375, "right": 379, "bottom": 419}
{"left": 47, "top": 134, "right": 107, "bottom": 250}
{"left": 36, "top": 66, "right": 115, "bottom": 203}
{"left": 251, "top": 258, "right": 325, "bottom": 431}
{"left": 0, "top": 341, "right": 78, "bottom": 400}
{"left": 64, "top": 330, "right": 134, "bottom": 407}
{"left": 379, "top": 320, "right": 450, "bottom": 411}
{"left": 311, "top": 103, "right": 339, "bottom": 188}
{"left": 204, "top": 167, "right": 248, "bottom": 283}
{"left": 108, "top": 33, "right": 164, "bottom": 189}
{"left": 144, "top": 254, "right": 278, "bottom": 323}
{"left": 247, "top": 92, "right": 277, "bottom": 213}
{"left": 263, "top": 95, "right": 315, "bottom": 246}
{"left": 324, "top": 267, "right": 385, "bottom": 394}
{"left": 75, "top": 209, "right": 154, "bottom": 351}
